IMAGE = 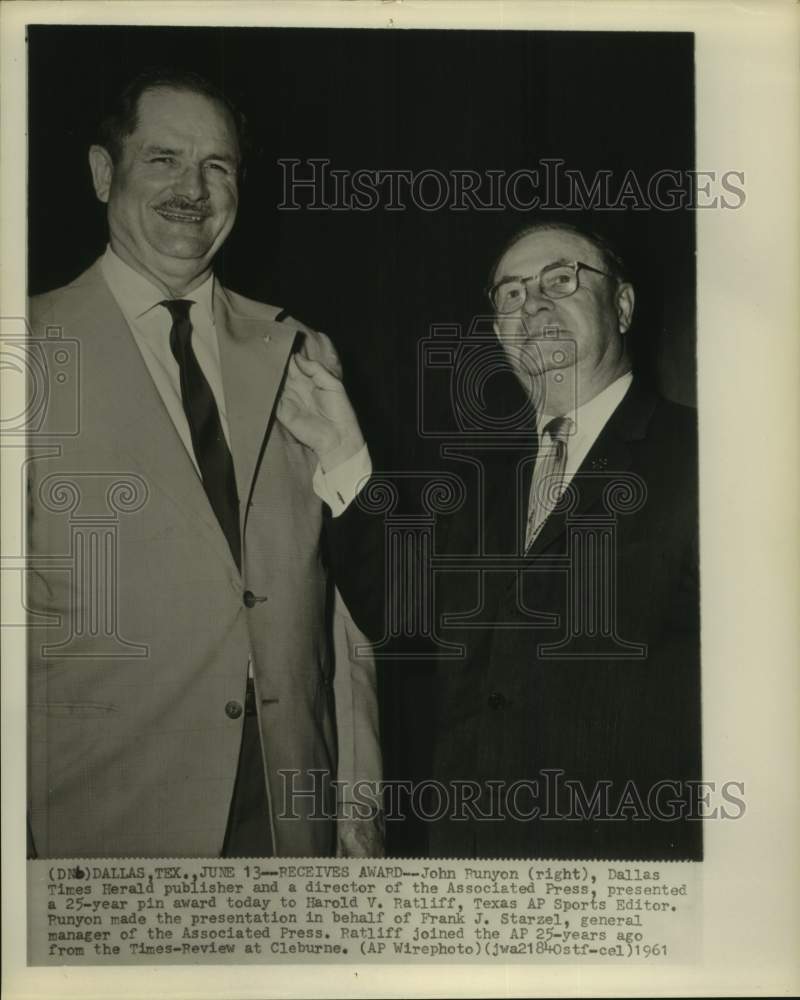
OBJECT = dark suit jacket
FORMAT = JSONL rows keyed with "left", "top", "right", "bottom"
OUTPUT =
{"left": 332, "top": 379, "right": 701, "bottom": 861}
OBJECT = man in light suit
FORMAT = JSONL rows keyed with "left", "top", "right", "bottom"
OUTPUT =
{"left": 288, "top": 220, "right": 702, "bottom": 861}
{"left": 27, "top": 69, "right": 381, "bottom": 859}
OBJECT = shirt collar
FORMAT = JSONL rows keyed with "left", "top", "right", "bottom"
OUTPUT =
{"left": 538, "top": 371, "right": 634, "bottom": 440}
{"left": 101, "top": 244, "right": 216, "bottom": 327}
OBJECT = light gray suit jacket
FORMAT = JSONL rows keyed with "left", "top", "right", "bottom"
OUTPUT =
{"left": 27, "top": 260, "right": 380, "bottom": 858}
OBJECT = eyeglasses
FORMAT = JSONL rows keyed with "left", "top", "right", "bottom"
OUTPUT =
{"left": 488, "top": 260, "right": 611, "bottom": 314}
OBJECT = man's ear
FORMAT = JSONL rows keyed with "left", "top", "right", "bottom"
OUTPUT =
{"left": 615, "top": 282, "right": 635, "bottom": 335}
{"left": 88, "top": 145, "right": 114, "bottom": 203}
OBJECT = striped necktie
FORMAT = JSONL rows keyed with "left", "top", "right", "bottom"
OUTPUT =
{"left": 525, "top": 415, "right": 574, "bottom": 552}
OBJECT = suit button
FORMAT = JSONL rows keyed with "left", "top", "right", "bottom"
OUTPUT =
{"left": 225, "top": 700, "right": 243, "bottom": 719}
{"left": 487, "top": 691, "right": 507, "bottom": 710}
{"left": 243, "top": 590, "right": 256, "bottom": 608}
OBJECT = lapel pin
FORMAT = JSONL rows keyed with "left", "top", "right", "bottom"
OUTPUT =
{"left": 591, "top": 456, "right": 608, "bottom": 470}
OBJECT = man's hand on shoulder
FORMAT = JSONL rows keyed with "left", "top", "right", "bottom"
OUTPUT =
{"left": 276, "top": 351, "right": 365, "bottom": 473}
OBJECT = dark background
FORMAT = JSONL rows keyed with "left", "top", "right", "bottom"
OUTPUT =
{"left": 28, "top": 25, "right": 696, "bottom": 855}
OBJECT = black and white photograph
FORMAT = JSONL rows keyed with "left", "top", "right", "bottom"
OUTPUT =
{"left": 2, "top": 1, "right": 798, "bottom": 997}
{"left": 25, "top": 20, "right": 703, "bottom": 863}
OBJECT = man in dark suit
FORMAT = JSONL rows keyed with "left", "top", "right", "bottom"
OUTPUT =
{"left": 286, "top": 219, "right": 701, "bottom": 860}
{"left": 27, "top": 69, "right": 381, "bottom": 859}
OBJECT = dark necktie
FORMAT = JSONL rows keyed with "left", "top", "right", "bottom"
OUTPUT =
{"left": 161, "top": 299, "right": 241, "bottom": 571}
{"left": 525, "top": 415, "right": 574, "bottom": 552}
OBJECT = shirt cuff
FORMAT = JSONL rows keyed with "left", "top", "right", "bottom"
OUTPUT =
{"left": 313, "top": 444, "right": 372, "bottom": 516}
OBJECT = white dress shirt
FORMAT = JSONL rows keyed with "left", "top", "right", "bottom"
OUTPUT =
{"left": 101, "top": 245, "right": 229, "bottom": 473}
{"left": 101, "top": 244, "right": 370, "bottom": 513}
{"left": 535, "top": 371, "right": 634, "bottom": 490}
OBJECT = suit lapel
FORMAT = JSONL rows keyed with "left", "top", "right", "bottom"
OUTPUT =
{"left": 73, "top": 263, "right": 238, "bottom": 568}
{"left": 214, "top": 286, "right": 297, "bottom": 526}
{"left": 527, "top": 379, "right": 658, "bottom": 557}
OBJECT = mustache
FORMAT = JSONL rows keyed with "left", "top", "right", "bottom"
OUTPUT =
{"left": 155, "top": 197, "right": 211, "bottom": 217}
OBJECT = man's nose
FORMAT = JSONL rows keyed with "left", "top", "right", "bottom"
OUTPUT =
{"left": 173, "top": 163, "right": 208, "bottom": 201}
{"left": 521, "top": 283, "right": 552, "bottom": 315}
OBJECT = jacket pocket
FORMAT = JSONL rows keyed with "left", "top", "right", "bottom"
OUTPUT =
{"left": 30, "top": 701, "right": 119, "bottom": 717}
